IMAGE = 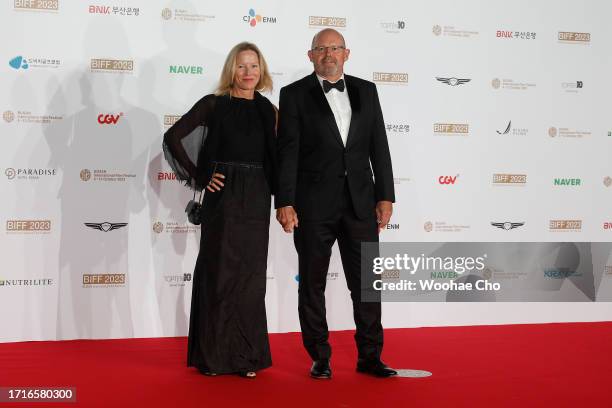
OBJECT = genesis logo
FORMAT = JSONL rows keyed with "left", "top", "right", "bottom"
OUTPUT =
{"left": 84, "top": 222, "right": 128, "bottom": 232}
{"left": 436, "top": 77, "right": 471, "bottom": 86}
{"left": 491, "top": 222, "right": 524, "bottom": 230}
{"left": 497, "top": 121, "right": 511, "bottom": 135}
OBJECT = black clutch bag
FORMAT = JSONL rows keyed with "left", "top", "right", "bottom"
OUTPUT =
{"left": 185, "top": 188, "right": 204, "bottom": 225}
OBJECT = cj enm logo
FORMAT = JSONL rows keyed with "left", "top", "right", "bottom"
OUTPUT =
{"left": 243, "top": 8, "right": 276, "bottom": 26}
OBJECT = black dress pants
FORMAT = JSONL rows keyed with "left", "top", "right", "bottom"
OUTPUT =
{"left": 294, "top": 181, "right": 383, "bottom": 361}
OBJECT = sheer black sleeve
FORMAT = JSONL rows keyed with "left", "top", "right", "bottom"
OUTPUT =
{"left": 162, "top": 94, "right": 216, "bottom": 184}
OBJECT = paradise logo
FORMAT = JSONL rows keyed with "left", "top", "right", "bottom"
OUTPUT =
{"left": 97, "top": 113, "right": 123, "bottom": 124}
{"left": 243, "top": 8, "right": 276, "bottom": 27}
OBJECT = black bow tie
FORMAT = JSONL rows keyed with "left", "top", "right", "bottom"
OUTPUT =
{"left": 322, "top": 79, "right": 345, "bottom": 93}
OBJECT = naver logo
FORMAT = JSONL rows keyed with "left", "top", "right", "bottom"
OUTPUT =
{"left": 169, "top": 65, "right": 203, "bottom": 75}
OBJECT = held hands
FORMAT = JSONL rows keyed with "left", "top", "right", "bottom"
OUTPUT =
{"left": 376, "top": 201, "right": 393, "bottom": 233}
{"left": 276, "top": 206, "right": 299, "bottom": 233}
{"left": 206, "top": 173, "right": 225, "bottom": 192}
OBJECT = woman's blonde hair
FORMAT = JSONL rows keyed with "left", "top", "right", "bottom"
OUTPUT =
{"left": 215, "top": 42, "right": 273, "bottom": 96}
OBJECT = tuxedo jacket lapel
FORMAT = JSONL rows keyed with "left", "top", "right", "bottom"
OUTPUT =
{"left": 307, "top": 73, "right": 344, "bottom": 148}
{"left": 345, "top": 75, "right": 361, "bottom": 149}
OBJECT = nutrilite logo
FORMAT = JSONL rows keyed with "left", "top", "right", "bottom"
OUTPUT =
{"left": 0, "top": 278, "right": 53, "bottom": 287}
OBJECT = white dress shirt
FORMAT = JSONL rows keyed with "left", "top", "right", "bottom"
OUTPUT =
{"left": 317, "top": 74, "right": 352, "bottom": 146}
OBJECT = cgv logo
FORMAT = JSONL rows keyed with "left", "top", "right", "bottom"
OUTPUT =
{"left": 97, "top": 113, "right": 123, "bottom": 125}
{"left": 438, "top": 175, "right": 459, "bottom": 185}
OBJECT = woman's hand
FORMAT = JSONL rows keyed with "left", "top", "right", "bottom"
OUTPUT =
{"left": 206, "top": 173, "right": 225, "bottom": 192}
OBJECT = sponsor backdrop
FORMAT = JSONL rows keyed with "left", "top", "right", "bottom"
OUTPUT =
{"left": 1, "top": 0, "right": 611, "bottom": 342}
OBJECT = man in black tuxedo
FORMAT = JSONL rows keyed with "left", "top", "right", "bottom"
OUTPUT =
{"left": 276, "top": 29, "right": 397, "bottom": 379}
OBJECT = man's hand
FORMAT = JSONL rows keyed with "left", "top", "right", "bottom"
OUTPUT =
{"left": 376, "top": 201, "right": 393, "bottom": 233}
{"left": 276, "top": 206, "right": 299, "bottom": 233}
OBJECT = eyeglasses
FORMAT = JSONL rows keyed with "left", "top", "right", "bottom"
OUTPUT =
{"left": 311, "top": 45, "right": 346, "bottom": 54}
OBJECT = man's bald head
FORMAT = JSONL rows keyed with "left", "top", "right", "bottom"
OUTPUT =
{"left": 311, "top": 28, "right": 346, "bottom": 49}
{"left": 308, "top": 28, "right": 350, "bottom": 81}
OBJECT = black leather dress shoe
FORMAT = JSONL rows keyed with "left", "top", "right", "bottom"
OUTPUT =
{"left": 310, "top": 359, "right": 332, "bottom": 379}
{"left": 356, "top": 359, "right": 398, "bottom": 378}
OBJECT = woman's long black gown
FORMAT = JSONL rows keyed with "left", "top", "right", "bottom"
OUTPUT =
{"left": 164, "top": 94, "right": 272, "bottom": 374}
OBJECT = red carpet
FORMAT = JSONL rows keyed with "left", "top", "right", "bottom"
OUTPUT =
{"left": 0, "top": 322, "right": 610, "bottom": 407}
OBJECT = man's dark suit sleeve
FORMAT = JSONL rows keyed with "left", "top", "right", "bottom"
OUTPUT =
{"left": 275, "top": 86, "right": 300, "bottom": 208}
{"left": 369, "top": 84, "right": 395, "bottom": 203}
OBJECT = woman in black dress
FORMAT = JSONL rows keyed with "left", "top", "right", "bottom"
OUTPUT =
{"left": 163, "top": 42, "right": 278, "bottom": 378}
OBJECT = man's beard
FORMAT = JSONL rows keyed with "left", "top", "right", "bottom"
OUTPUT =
{"left": 320, "top": 61, "right": 338, "bottom": 76}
